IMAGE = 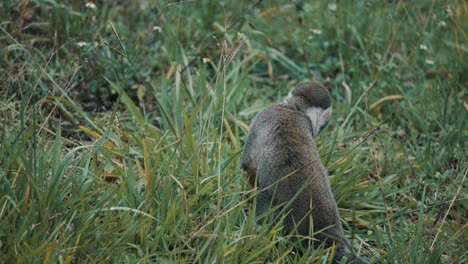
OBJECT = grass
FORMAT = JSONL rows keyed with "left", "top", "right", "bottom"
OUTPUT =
{"left": 0, "top": 0, "right": 466, "bottom": 263}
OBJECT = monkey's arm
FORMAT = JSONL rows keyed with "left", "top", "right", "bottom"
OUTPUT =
{"left": 241, "top": 147, "right": 257, "bottom": 186}
{"left": 242, "top": 162, "right": 257, "bottom": 186}
{"left": 242, "top": 125, "right": 258, "bottom": 186}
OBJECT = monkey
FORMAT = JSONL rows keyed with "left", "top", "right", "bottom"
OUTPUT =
{"left": 242, "top": 82, "right": 366, "bottom": 263}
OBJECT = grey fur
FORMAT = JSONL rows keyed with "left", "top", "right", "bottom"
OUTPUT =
{"left": 242, "top": 82, "right": 366, "bottom": 263}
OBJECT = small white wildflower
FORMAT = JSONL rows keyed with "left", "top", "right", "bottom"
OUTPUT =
{"left": 77, "top": 41, "right": 88, "bottom": 47}
{"left": 237, "top": 32, "right": 247, "bottom": 40}
{"left": 437, "top": 20, "right": 447, "bottom": 27}
{"left": 444, "top": 7, "right": 453, "bottom": 17}
{"left": 202, "top": 58, "right": 210, "bottom": 63}
{"left": 312, "top": 28, "right": 322, "bottom": 35}
{"left": 85, "top": 1, "right": 96, "bottom": 9}
{"left": 328, "top": 3, "right": 337, "bottom": 12}
{"left": 152, "top": 26, "right": 162, "bottom": 32}
{"left": 419, "top": 44, "right": 428, "bottom": 51}
{"left": 425, "top": 58, "right": 434, "bottom": 65}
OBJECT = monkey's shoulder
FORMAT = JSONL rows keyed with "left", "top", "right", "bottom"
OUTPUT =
{"left": 251, "top": 104, "right": 312, "bottom": 134}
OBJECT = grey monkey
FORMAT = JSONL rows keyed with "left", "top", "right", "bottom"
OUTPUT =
{"left": 242, "top": 82, "right": 366, "bottom": 263}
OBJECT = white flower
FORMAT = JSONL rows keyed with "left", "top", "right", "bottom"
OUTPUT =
{"left": 312, "top": 28, "right": 322, "bottom": 35}
{"left": 437, "top": 20, "right": 447, "bottom": 27}
{"left": 419, "top": 44, "right": 428, "bottom": 51}
{"left": 425, "top": 58, "right": 434, "bottom": 65}
{"left": 152, "top": 26, "right": 162, "bottom": 32}
{"left": 77, "top": 41, "right": 88, "bottom": 47}
{"left": 202, "top": 58, "right": 210, "bottom": 63}
{"left": 328, "top": 3, "right": 337, "bottom": 12}
{"left": 85, "top": 2, "right": 96, "bottom": 9}
{"left": 444, "top": 7, "right": 453, "bottom": 17}
{"left": 237, "top": 32, "right": 247, "bottom": 40}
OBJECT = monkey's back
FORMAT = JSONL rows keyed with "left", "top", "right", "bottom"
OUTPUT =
{"left": 248, "top": 104, "right": 344, "bottom": 246}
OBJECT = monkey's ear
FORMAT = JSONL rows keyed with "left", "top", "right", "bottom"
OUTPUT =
{"left": 320, "top": 107, "right": 333, "bottom": 121}
{"left": 318, "top": 107, "right": 332, "bottom": 128}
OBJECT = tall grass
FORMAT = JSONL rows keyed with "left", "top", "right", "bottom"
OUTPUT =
{"left": 0, "top": 1, "right": 466, "bottom": 263}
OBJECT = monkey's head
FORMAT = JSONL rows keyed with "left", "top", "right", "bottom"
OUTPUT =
{"left": 283, "top": 82, "right": 333, "bottom": 137}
